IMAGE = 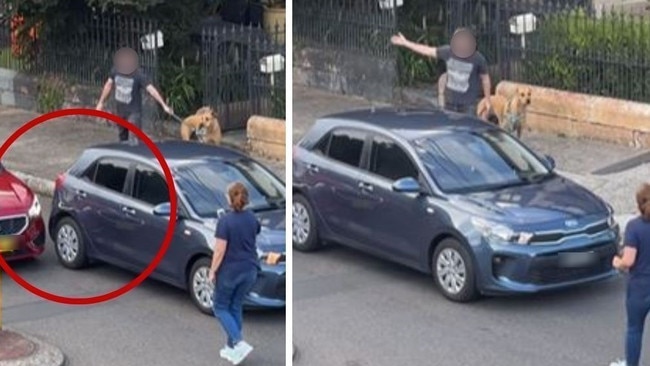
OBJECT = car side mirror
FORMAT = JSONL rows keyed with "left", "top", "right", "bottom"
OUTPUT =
{"left": 544, "top": 155, "right": 556, "bottom": 171}
{"left": 392, "top": 177, "right": 421, "bottom": 194}
{"left": 153, "top": 202, "right": 184, "bottom": 219}
{"left": 153, "top": 202, "right": 172, "bottom": 216}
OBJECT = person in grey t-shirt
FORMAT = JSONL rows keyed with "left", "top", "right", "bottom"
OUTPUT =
{"left": 391, "top": 28, "right": 492, "bottom": 115}
{"left": 96, "top": 47, "right": 173, "bottom": 142}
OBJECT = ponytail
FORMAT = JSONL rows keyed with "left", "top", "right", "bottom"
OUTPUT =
{"left": 227, "top": 182, "right": 249, "bottom": 212}
{"left": 636, "top": 183, "right": 650, "bottom": 220}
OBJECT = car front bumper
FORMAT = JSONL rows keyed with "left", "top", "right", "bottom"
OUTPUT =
{"left": 2, "top": 216, "right": 46, "bottom": 261}
{"left": 244, "top": 262, "right": 286, "bottom": 309}
{"left": 473, "top": 233, "right": 619, "bottom": 294}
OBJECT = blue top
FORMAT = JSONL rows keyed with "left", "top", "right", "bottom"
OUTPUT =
{"left": 215, "top": 210, "right": 261, "bottom": 272}
{"left": 624, "top": 217, "right": 650, "bottom": 278}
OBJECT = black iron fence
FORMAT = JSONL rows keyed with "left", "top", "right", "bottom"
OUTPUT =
{"left": 297, "top": 0, "right": 650, "bottom": 104}
{"left": 0, "top": 9, "right": 159, "bottom": 87}
{"left": 202, "top": 22, "right": 285, "bottom": 131}
{"left": 294, "top": 0, "right": 398, "bottom": 59}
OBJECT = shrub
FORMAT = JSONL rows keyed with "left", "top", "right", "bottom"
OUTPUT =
{"left": 522, "top": 9, "right": 650, "bottom": 101}
{"left": 36, "top": 75, "right": 66, "bottom": 113}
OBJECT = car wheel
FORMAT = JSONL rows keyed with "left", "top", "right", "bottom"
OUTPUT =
{"left": 189, "top": 258, "right": 214, "bottom": 315}
{"left": 433, "top": 238, "right": 478, "bottom": 302}
{"left": 54, "top": 217, "right": 88, "bottom": 269}
{"left": 292, "top": 194, "right": 320, "bottom": 252}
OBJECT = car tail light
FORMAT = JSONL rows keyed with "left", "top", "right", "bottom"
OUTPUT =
{"left": 54, "top": 173, "right": 66, "bottom": 190}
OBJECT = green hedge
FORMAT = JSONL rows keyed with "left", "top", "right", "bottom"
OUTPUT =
{"left": 522, "top": 10, "right": 650, "bottom": 102}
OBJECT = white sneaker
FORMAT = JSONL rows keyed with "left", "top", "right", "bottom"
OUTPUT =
{"left": 230, "top": 341, "right": 254, "bottom": 365}
{"left": 609, "top": 359, "right": 627, "bottom": 366}
{"left": 220, "top": 346, "right": 236, "bottom": 363}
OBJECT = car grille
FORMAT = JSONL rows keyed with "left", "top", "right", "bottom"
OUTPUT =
{"left": 493, "top": 242, "right": 616, "bottom": 286}
{"left": 0, "top": 216, "right": 28, "bottom": 235}
{"left": 252, "top": 272, "right": 286, "bottom": 301}
{"left": 529, "top": 220, "right": 610, "bottom": 244}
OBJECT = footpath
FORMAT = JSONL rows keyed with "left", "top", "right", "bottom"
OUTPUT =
{"left": 293, "top": 84, "right": 650, "bottom": 228}
{"left": 0, "top": 107, "right": 285, "bottom": 194}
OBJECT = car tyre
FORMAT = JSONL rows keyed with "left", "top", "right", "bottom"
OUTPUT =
{"left": 53, "top": 217, "right": 88, "bottom": 269}
{"left": 292, "top": 194, "right": 320, "bottom": 252}
{"left": 433, "top": 238, "right": 478, "bottom": 302}
{"left": 188, "top": 257, "right": 215, "bottom": 315}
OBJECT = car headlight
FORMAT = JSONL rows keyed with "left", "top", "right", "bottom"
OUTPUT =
{"left": 606, "top": 204, "right": 618, "bottom": 229}
{"left": 28, "top": 196, "right": 41, "bottom": 218}
{"left": 471, "top": 217, "right": 532, "bottom": 245}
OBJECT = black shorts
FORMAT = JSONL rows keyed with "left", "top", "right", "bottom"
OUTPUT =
{"left": 444, "top": 102, "right": 477, "bottom": 115}
{"left": 115, "top": 112, "right": 142, "bottom": 142}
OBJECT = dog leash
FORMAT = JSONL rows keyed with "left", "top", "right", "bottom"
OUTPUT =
{"left": 170, "top": 113, "right": 184, "bottom": 124}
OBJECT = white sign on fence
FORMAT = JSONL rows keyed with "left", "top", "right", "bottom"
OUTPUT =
{"left": 378, "top": 0, "right": 404, "bottom": 10}
{"left": 141, "top": 30, "right": 164, "bottom": 50}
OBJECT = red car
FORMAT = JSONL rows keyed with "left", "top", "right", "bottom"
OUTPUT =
{"left": 0, "top": 163, "right": 45, "bottom": 260}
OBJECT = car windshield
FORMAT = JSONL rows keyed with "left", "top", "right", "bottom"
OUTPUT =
{"left": 174, "top": 159, "right": 285, "bottom": 218}
{"left": 414, "top": 130, "right": 551, "bottom": 193}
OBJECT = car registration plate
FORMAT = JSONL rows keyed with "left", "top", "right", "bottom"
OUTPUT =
{"left": 0, "top": 236, "right": 17, "bottom": 253}
{"left": 558, "top": 251, "right": 599, "bottom": 268}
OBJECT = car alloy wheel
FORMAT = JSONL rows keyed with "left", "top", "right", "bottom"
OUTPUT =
{"left": 57, "top": 224, "right": 79, "bottom": 264}
{"left": 192, "top": 265, "right": 214, "bottom": 310}
{"left": 293, "top": 201, "right": 310, "bottom": 245}
{"left": 436, "top": 248, "right": 466, "bottom": 295}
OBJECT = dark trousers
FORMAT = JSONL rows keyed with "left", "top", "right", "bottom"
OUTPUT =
{"left": 116, "top": 112, "right": 142, "bottom": 142}
{"left": 444, "top": 101, "right": 477, "bottom": 115}
{"left": 213, "top": 266, "right": 258, "bottom": 347}
{"left": 625, "top": 276, "right": 650, "bottom": 366}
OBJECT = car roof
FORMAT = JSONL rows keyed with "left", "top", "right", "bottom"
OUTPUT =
{"left": 86, "top": 140, "right": 247, "bottom": 166}
{"left": 319, "top": 107, "right": 496, "bottom": 139}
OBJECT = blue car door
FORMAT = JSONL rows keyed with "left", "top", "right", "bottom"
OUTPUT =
{"left": 302, "top": 128, "right": 370, "bottom": 245}
{"left": 355, "top": 134, "right": 439, "bottom": 266}
{"left": 74, "top": 157, "right": 135, "bottom": 261}
{"left": 119, "top": 164, "right": 182, "bottom": 276}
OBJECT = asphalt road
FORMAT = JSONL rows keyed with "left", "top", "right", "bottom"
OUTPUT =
{"left": 3, "top": 195, "right": 285, "bottom": 366}
{"left": 293, "top": 245, "right": 636, "bottom": 366}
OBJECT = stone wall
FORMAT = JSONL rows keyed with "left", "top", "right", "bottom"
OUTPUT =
{"left": 293, "top": 47, "right": 398, "bottom": 103}
{"left": 496, "top": 81, "right": 650, "bottom": 148}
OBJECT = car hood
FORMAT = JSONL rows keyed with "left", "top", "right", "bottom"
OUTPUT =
{"left": 201, "top": 209, "right": 286, "bottom": 254}
{"left": 450, "top": 175, "right": 609, "bottom": 227}
{"left": 0, "top": 170, "right": 33, "bottom": 214}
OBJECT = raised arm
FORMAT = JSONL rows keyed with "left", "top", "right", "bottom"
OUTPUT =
{"left": 391, "top": 32, "right": 437, "bottom": 58}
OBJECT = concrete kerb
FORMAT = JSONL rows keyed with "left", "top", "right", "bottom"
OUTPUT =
{"left": 11, "top": 171, "right": 55, "bottom": 197}
{"left": 0, "top": 328, "right": 66, "bottom": 366}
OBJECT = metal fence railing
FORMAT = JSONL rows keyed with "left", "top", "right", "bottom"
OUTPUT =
{"left": 297, "top": 0, "right": 650, "bottom": 104}
{"left": 202, "top": 21, "right": 285, "bottom": 131}
{"left": 0, "top": 9, "right": 159, "bottom": 87}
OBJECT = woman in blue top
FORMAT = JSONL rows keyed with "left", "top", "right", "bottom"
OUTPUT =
{"left": 209, "top": 182, "right": 261, "bottom": 365}
{"left": 610, "top": 183, "right": 650, "bottom": 366}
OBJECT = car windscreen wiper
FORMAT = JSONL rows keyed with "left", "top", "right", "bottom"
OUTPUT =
{"left": 520, "top": 172, "right": 555, "bottom": 184}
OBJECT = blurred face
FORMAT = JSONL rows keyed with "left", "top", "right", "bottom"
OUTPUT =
{"left": 451, "top": 30, "right": 476, "bottom": 59}
{"left": 113, "top": 48, "right": 138, "bottom": 74}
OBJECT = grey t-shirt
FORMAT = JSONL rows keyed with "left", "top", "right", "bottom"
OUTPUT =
{"left": 109, "top": 67, "right": 151, "bottom": 116}
{"left": 437, "top": 45, "right": 488, "bottom": 106}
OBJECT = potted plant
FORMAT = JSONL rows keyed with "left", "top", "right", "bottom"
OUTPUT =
{"left": 262, "top": 0, "right": 285, "bottom": 43}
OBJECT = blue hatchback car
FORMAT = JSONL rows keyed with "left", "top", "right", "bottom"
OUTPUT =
{"left": 293, "top": 108, "right": 619, "bottom": 302}
{"left": 49, "top": 141, "right": 286, "bottom": 313}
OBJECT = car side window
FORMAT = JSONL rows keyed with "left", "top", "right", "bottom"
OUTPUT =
{"left": 92, "top": 158, "right": 130, "bottom": 193}
{"left": 369, "top": 135, "right": 419, "bottom": 181}
{"left": 132, "top": 165, "right": 170, "bottom": 206}
{"left": 326, "top": 129, "right": 366, "bottom": 167}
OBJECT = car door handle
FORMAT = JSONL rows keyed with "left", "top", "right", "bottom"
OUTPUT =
{"left": 75, "top": 189, "right": 87, "bottom": 198}
{"left": 306, "top": 164, "right": 319, "bottom": 173}
{"left": 121, "top": 206, "right": 136, "bottom": 215}
{"left": 358, "top": 182, "right": 374, "bottom": 192}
